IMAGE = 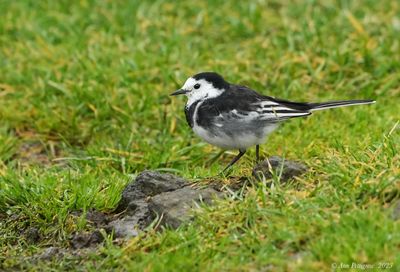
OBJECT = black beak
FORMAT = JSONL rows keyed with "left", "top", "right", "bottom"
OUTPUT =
{"left": 170, "top": 89, "right": 189, "bottom": 96}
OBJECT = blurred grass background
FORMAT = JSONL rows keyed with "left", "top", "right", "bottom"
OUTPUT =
{"left": 0, "top": 0, "right": 399, "bottom": 271}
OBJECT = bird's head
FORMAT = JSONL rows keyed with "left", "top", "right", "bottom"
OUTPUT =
{"left": 171, "top": 72, "right": 229, "bottom": 105}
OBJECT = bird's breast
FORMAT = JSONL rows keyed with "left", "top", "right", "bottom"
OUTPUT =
{"left": 184, "top": 100, "right": 201, "bottom": 128}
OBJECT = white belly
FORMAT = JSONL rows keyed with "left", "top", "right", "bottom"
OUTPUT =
{"left": 192, "top": 123, "right": 278, "bottom": 150}
{"left": 190, "top": 98, "right": 278, "bottom": 150}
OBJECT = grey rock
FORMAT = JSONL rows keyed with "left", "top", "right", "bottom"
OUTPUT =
{"left": 109, "top": 171, "right": 192, "bottom": 237}
{"left": 252, "top": 156, "right": 308, "bottom": 182}
{"left": 108, "top": 199, "right": 153, "bottom": 238}
{"left": 86, "top": 209, "right": 109, "bottom": 227}
{"left": 149, "top": 186, "right": 221, "bottom": 229}
{"left": 70, "top": 230, "right": 104, "bottom": 249}
{"left": 116, "top": 171, "right": 187, "bottom": 212}
{"left": 106, "top": 171, "right": 224, "bottom": 238}
{"left": 108, "top": 216, "right": 141, "bottom": 238}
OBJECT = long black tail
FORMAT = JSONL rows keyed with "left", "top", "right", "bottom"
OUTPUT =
{"left": 309, "top": 99, "right": 375, "bottom": 111}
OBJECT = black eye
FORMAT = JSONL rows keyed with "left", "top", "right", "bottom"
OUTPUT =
{"left": 194, "top": 83, "right": 201, "bottom": 89}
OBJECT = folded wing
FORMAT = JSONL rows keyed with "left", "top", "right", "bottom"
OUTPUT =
{"left": 251, "top": 100, "right": 311, "bottom": 121}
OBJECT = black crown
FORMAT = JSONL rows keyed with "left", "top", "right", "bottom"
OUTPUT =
{"left": 193, "top": 72, "right": 229, "bottom": 90}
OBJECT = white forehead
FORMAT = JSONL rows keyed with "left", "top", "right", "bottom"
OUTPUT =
{"left": 183, "top": 77, "right": 202, "bottom": 88}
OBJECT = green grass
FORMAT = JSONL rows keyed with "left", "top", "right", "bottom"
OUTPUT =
{"left": 1, "top": 0, "right": 399, "bottom": 271}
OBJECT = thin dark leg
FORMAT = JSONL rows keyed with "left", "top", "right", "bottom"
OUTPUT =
{"left": 256, "top": 145, "right": 260, "bottom": 162}
{"left": 221, "top": 149, "right": 246, "bottom": 173}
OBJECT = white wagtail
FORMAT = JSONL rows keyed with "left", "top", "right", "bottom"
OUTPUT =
{"left": 171, "top": 72, "right": 375, "bottom": 172}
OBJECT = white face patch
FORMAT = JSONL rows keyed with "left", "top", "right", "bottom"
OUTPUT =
{"left": 181, "top": 78, "right": 225, "bottom": 107}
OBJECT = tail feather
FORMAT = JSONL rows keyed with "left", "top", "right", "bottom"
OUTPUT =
{"left": 309, "top": 100, "right": 375, "bottom": 111}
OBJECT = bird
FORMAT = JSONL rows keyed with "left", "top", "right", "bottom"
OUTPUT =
{"left": 171, "top": 72, "right": 375, "bottom": 173}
